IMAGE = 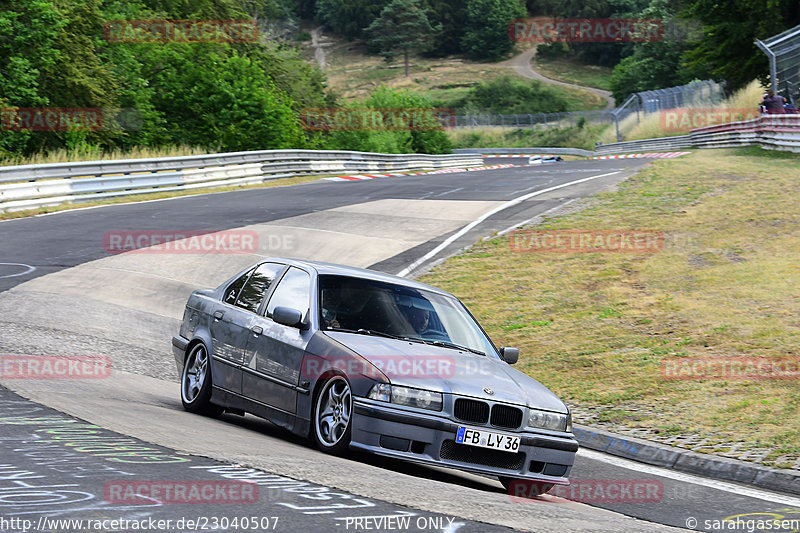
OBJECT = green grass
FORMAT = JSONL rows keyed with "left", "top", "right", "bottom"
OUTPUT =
{"left": 317, "top": 40, "right": 606, "bottom": 111}
{"left": 531, "top": 56, "right": 613, "bottom": 91}
{"left": 419, "top": 147, "right": 800, "bottom": 459}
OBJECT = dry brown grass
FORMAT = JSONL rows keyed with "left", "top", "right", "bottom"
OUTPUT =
{"left": 419, "top": 148, "right": 800, "bottom": 462}
{"left": 320, "top": 43, "right": 605, "bottom": 110}
{"left": 601, "top": 81, "right": 768, "bottom": 143}
{"left": 0, "top": 145, "right": 210, "bottom": 167}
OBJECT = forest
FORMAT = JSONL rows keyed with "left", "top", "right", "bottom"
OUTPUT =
{"left": 1, "top": 0, "right": 797, "bottom": 158}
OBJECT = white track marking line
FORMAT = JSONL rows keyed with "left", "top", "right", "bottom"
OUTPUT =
{"left": 396, "top": 170, "right": 621, "bottom": 277}
{"left": 495, "top": 198, "right": 579, "bottom": 237}
{"left": 580, "top": 449, "right": 800, "bottom": 506}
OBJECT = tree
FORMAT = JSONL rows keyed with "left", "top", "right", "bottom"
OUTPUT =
{"left": 316, "top": 0, "right": 389, "bottom": 40}
{"left": 461, "top": 0, "right": 526, "bottom": 61}
{"left": 148, "top": 50, "right": 304, "bottom": 151}
{"left": 679, "top": 0, "right": 800, "bottom": 92}
{"left": 421, "top": 0, "right": 466, "bottom": 56}
{"left": 321, "top": 85, "right": 451, "bottom": 154}
{"left": 364, "top": 0, "right": 441, "bottom": 77}
{"left": 456, "top": 75, "right": 570, "bottom": 113}
{"left": 609, "top": 0, "right": 689, "bottom": 102}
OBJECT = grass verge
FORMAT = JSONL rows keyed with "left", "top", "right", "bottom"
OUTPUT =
{"left": 449, "top": 124, "right": 609, "bottom": 151}
{"left": 320, "top": 43, "right": 605, "bottom": 111}
{"left": 0, "top": 145, "right": 211, "bottom": 167}
{"left": 531, "top": 56, "right": 613, "bottom": 91}
{"left": 419, "top": 147, "right": 800, "bottom": 465}
{"left": 601, "top": 80, "right": 766, "bottom": 143}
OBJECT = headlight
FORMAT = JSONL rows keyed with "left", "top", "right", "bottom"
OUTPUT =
{"left": 367, "top": 384, "right": 442, "bottom": 411}
{"left": 528, "top": 408, "right": 570, "bottom": 431}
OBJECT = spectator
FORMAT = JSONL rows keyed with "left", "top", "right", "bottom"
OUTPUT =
{"left": 784, "top": 101, "right": 797, "bottom": 114}
{"left": 761, "top": 90, "right": 786, "bottom": 114}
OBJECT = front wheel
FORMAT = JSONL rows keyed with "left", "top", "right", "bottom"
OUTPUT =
{"left": 313, "top": 375, "right": 352, "bottom": 455}
{"left": 180, "top": 343, "right": 222, "bottom": 417}
{"left": 499, "top": 477, "right": 554, "bottom": 498}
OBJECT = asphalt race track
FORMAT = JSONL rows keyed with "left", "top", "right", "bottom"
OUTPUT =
{"left": 2, "top": 159, "right": 799, "bottom": 532}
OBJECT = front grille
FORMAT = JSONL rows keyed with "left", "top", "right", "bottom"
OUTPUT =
{"left": 491, "top": 404, "right": 524, "bottom": 429}
{"left": 454, "top": 398, "right": 489, "bottom": 424}
{"left": 440, "top": 440, "right": 525, "bottom": 470}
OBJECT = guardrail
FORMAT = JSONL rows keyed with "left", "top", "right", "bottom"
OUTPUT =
{"left": 3, "top": 116, "right": 797, "bottom": 213}
{"left": 453, "top": 147, "right": 596, "bottom": 157}
{"left": 594, "top": 114, "right": 800, "bottom": 154}
{"left": 0, "top": 150, "right": 482, "bottom": 213}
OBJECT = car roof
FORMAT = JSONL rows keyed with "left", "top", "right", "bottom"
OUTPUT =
{"left": 266, "top": 257, "right": 453, "bottom": 297}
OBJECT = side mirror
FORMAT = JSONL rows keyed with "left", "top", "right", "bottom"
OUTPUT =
{"left": 273, "top": 306, "right": 304, "bottom": 328}
{"left": 500, "top": 347, "right": 519, "bottom": 365}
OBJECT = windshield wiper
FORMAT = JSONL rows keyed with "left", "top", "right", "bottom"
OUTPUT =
{"left": 326, "top": 328, "right": 484, "bottom": 355}
{"left": 327, "top": 327, "right": 408, "bottom": 341}
{"left": 423, "top": 339, "right": 485, "bottom": 356}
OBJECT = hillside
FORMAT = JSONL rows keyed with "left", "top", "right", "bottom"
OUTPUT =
{"left": 302, "top": 28, "right": 608, "bottom": 111}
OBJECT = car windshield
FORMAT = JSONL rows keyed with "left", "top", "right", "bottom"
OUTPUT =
{"left": 318, "top": 275, "right": 498, "bottom": 357}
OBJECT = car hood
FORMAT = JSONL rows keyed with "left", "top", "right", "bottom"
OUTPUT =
{"left": 324, "top": 332, "right": 567, "bottom": 413}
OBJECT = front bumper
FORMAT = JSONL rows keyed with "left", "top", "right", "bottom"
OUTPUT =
{"left": 351, "top": 399, "right": 577, "bottom": 485}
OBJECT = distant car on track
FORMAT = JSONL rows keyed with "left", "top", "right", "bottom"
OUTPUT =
{"left": 173, "top": 258, "right": 577, "bottom": 495}
{"left": 528, "top": 155, "right": 564, "bottom": 165}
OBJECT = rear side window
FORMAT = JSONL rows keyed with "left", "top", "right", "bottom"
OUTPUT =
{"left": 223, "top": 268, "right": 254, "bottom": 305}
{"left": 234, "top": 263, "right": 284, "bottom": 313}
{"left": 266, "top": 267, "right": 311, "bottom": 320}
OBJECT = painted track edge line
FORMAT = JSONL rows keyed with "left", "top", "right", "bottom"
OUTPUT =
{"left": 395, "top": 170, "right": 622, "bottom": 278}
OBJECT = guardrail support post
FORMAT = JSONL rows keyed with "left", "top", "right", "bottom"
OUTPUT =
{"left": 756, "top": 39, "right": 778, "bottom": 94}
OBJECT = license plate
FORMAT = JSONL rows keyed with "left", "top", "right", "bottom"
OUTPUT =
{"left": 455, "top": 426, "right": 520, "bottom": 452}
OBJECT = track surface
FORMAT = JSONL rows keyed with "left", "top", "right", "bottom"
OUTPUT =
{"left": 2, "top": 160, "right": 798, "bottom": 532}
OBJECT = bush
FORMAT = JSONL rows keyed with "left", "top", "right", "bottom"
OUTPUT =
{"left": 455, "top": 76, "right": 571, "bottom": 114}
{"left": 449, "top": 124, "right": 608, "bottom": 151}
{"left": 320, "top": 86, "right": 452, "bottom": 154}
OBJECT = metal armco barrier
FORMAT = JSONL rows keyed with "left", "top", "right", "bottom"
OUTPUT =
{"left": 454, "top": 147, "right": 596, "bottom": 157}
{"left": 456, "top": 115, "right": 800, "bottom": 156}
{"left": 0, "top": 150, "right": 482, "bottom": 213}
{"left": 2, "top": 116, "right": 797, "bottom": 213}
{"left": 596, "top": 114, "right": 800, "bottom": 154}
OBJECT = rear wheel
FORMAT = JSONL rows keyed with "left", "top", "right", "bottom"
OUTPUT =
{"left": 499, "top": 477, "right": 554, "bottom": 498}
{"left": 181, "top": 343, "right": 222, "bottom": 417}
{"left": 313, "top": 375, "right": 352, "bottom": 455}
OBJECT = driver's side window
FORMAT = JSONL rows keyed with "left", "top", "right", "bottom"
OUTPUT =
{"left": 265, "top": 267, "right": 311, "bottom": 320}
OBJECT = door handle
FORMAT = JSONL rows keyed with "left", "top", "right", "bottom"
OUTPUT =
{"left": 213, "top": 311, "right": 224, "bottom": 320}
{"left": 251, "top": 326, "right": 263, "bottom": 336}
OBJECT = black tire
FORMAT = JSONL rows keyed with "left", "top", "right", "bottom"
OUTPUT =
{"left": 180, "top": 342, "right": 223, "bottom": 417}
{"left": 499, "top": 477, "right": 554, "bottom": 498}
{"left": 312, "top": 375, "right": 353, "bottom": 455}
